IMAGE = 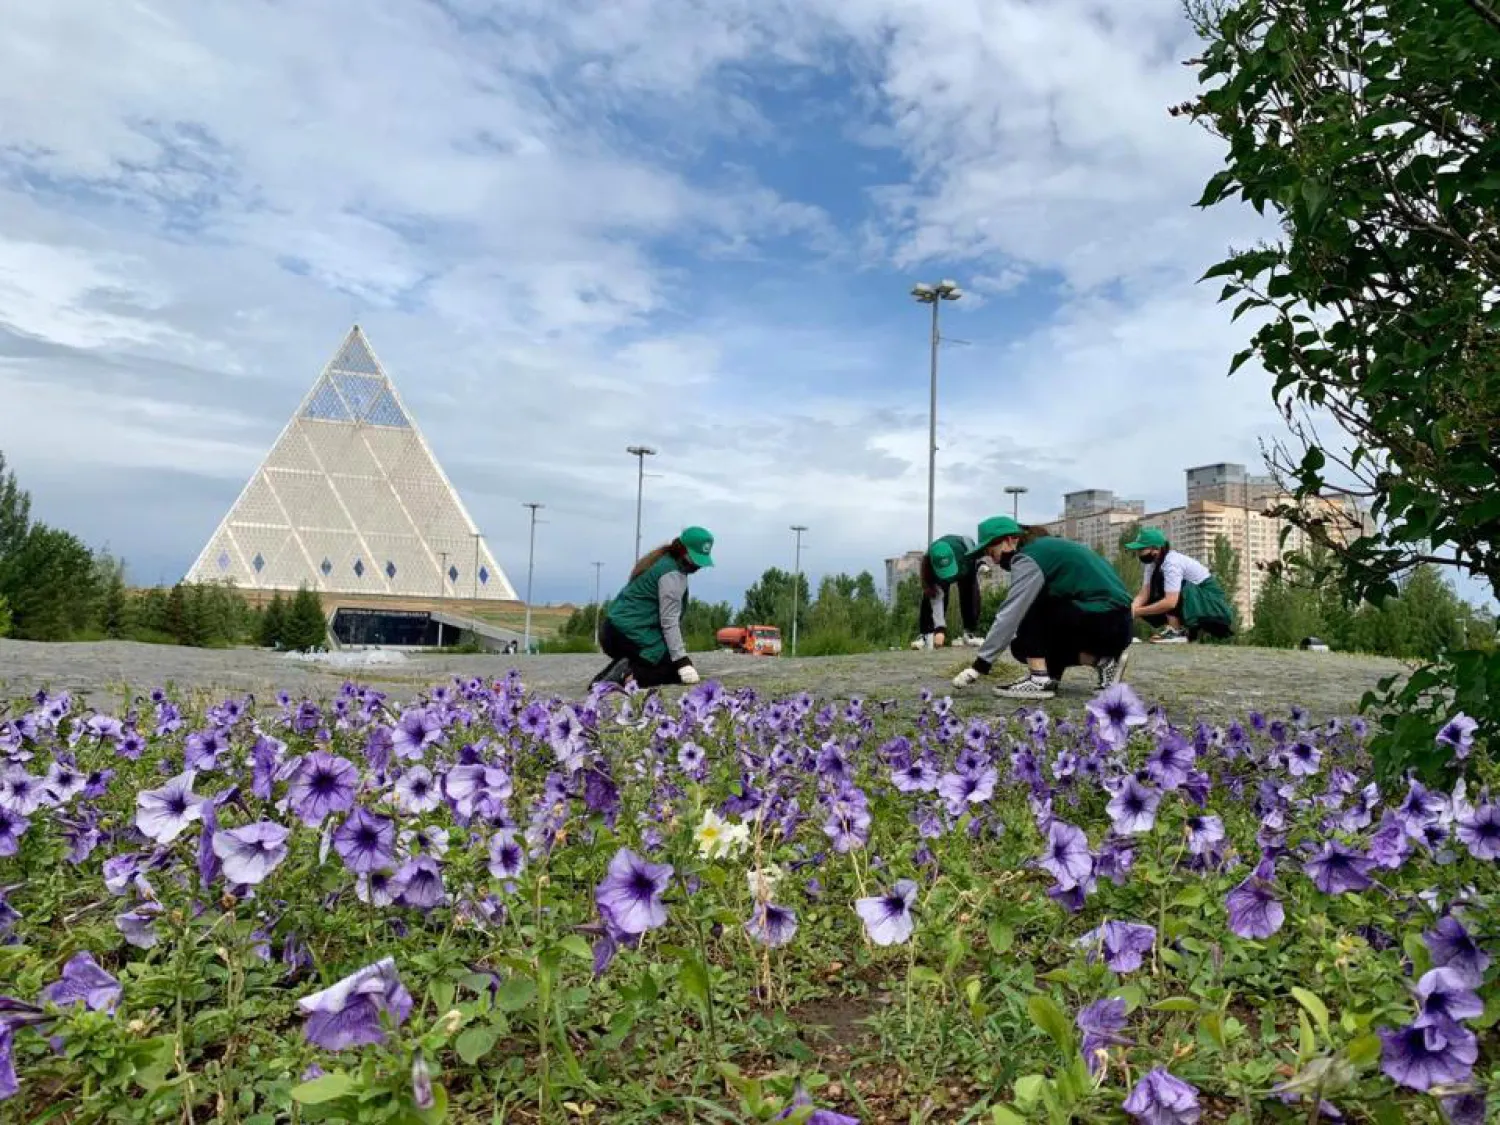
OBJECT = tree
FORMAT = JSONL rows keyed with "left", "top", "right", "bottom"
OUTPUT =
{"left": 1, "top": 524, "right": 100, "bottom": 640}
{"left": 0, "top": 451, "right": 30, "bottom": 564}
{"left": 738, "top": 567, "right": 809, "bottom": 640}
{"left": 1211, "top": 535, "right": 1242, "bottom": 620}
{"left": 260, "top": 592, "right": 287, "bottom": 648}
{"left": 1184, "top": 0, "right": 1500, "bottom": 777}
{"left": 96, "top": 554, "right": 133, "bottom": 639}
{"left": 283, "top": 586, "right": 328, "bottom": 652}
{"left": 0, "top": 593, "right": 10, "bottom": 638}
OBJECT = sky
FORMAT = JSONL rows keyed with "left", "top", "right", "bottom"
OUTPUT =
{"left": 0, "top": 0, "right": 1383, "bottom": 609}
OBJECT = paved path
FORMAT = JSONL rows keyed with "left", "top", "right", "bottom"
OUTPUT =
{"left": 0, "top": 638, "right": 1409, "bottom": 723}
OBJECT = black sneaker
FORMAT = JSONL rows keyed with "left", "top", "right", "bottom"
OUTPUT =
{"left": 1096, "top": 649, "right": 1130, "bottom": 690}
{"left": 591, "top": 657, "right": 631, "bottom": 687}
{"left": 993, "top": 675, "right": 1059, "bottom": 700}
{"left": 1149, "top": 627, "right": 1189, "bottom": 645}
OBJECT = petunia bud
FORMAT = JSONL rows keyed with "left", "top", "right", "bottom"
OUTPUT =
{"left": 411, "top": 1050, "right": 434, "bottom": 1109}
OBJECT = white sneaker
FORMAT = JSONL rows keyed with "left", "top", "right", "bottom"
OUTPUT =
{"left": 994, "top": 675, "right": 1059, "bottom": 700}
{"left": 911, "top": 635, "right": 933, "bottom": 651}
{"left": 959, "top": 633, "right": 984, "bottom": 648}
{"left": 1149, "top": 627, "right": 1189, "bottom": 645}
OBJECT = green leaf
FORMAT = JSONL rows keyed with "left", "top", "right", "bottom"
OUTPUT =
{"left": 1346, "top": 1032, "right": 1382, "bottom": 1066}
{"left": 1151, "top": 998, "right": 1200, "bottom": 1013}
{"left": 991, "top": 1107, "right": 1027, "bottom": 1125}
{"left": 988, "top": 921, "right": 1014, "bottom": 954}
{"left": 1026, "top": 993, "right": 1075, "bottom": 1055}
{"left": 1013, "top": 1075, "right": 1048, "bottom": 1108}
{"left": 558, "top": 935, "right": 593, "bottom": 962}
{"left": 455, "top": 1026, "right": 498, "bottom": 1065}
{"left": 290, "top": 1073, "right": 355, "bottom": 1105}
{"left": 495, "top": 977, "right": 537, "bottom": 1012}
{"left": 909, "top": 966, "right": 945, "bottom": 987}
{"left": 677, "top": 954, "right": 711, "bottom": 1009}
{"left": 1170, "top": 887, "right": 1206, "bottom": 909}
{"left": 1290, "top": 987, "right": 1330, "bottom": 1036}
{"left": 1297, "top": 1009, "right": 1316, "bottom": 1060}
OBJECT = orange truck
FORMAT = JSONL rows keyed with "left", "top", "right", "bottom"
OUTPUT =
{"left": 715, "top": 625, "right": 783, "bottom": 656}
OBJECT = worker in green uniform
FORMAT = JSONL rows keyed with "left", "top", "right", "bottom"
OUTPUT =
{"left": 591, "top": 526, "right": 714, "bottom": 688}
{"left": 950, "top": 517, "right": 1133, "bottom": 700}
{"left": 911, "top": 533, "right": 984, "bottom": 649}
{"left": 1125, "top": 527, "right": 1235, "bottom": 643}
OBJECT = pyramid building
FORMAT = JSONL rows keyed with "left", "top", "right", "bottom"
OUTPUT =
{"left": 185, "top": 326, "right": 518, "bottom": 602}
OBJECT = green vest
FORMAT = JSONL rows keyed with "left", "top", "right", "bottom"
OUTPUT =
{"left": 1019, "top": 537, "right": 1131, "bottom": 614}
{"left": 606, "top": 555, "right": 688, "bottom": 661}
{"left": 935, "top": 534, "right": 979, "bottom": 580}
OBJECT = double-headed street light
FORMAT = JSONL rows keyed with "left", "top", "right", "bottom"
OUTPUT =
{"left": 626, "top": 445, "right": 657, "bottom": 564}
{"left": 1004, "top": 484, "right": 1029, "bottom": 521}
{"left": 911, "top": 279, "right": 963, "bottom": 548}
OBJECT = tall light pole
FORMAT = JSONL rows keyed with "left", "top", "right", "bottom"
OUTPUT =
{"left": 790, "top": 525, "right": 808, "bottom": 658}
{"left": 626, "top": 445, "right": 657, "bottom": 564}
{"left": 1004, "top": 485, "right": 1029, "bottom": 521}
{"left": 470, "top": 531, "right": 481, "bottom": 601}
{"left": 911, "top": 279, "right": 963, "bottom": 548}
{"left": 522, "top": 503, "right": 543, "bottom": 654}
{"left": 591, "top": 561, "right": 604, "bottom": 651}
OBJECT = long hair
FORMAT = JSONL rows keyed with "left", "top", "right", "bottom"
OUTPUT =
{"left": 1020, "top": 525, "right": 1050, "bottom": 546}
{"left": 629, "top": 539, "right": 690, "bottom": 581}
{"left": 919, "top": 553, "right": 939, "bottom": 596}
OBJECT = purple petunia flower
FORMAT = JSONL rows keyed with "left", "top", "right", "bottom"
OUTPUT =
{"left": 392, "top": 708, "right": 441, "bottom": 760}
{"left": 1304, "top": 841, "right": 1374, "bottom": 895}
{"left": 39, "top": 952, "right": 122, "bottom": 1013}
{"left": 44, "top": 761, "right": 86, "bottom": 806}
{"left": 1078, "top": 921, "right": 1157, "bottom": 974}
{"left": 1378, "top": 1019, "right": 1478, "bottom": 1091}
{"left": 212, "top": 821, "right": 291, "bottom": 886}
{"left": 677, "top": 742, "right": 706, "bottom": 774}
{"left": 1436, "top": 712, "right": 1478, "bottom": 759}
{"left": 1077, "top": 996, "right": 1131, "bottom": 1074}
{"left": 297, "top": 957, "right": 413, "bottom": 1050}
{"left": 1184, "top": 814, "right": 1225, "bottom": 856}
{"left": 1, "top": 1023, "right": 16, "bottom": 1101}
{"left": 1123, "top": 1068, "right": 1200, "bottom": 1125}
{"left": 1286, "top": 738, "right": 1321, "bottom": 777}
{"left": 487, "top": 830, "right": 526, "bottom": 881}
{"left": 116, "top": 904, "right": 162, "bottom": 949}
{"left": 1225, "top": 861, "right": 1285, "bottom": 939}
{"left": 392, "top": 856, "right": 446, "bottom": 909}
{"left": 1039, "top": 820, "right": 1094, "bottom": 891}
{"left": 744, "top": 903, "right": 798, "bottom": 948}
{"left": 355, "top": 869, "right": 397, "bottom": 908}
{"left": 332, "top": 808, "right": 397, "bottom": 875}
{"left": 392, "top": 767, "right": 441, "bottom": 815}
{"left": 1455, "top": 803, "right": 1500, "bottom": 861}
{"left": 773, "top": 1086, "right": 858, "bottom": 1125}
{"left": 286, "top": 752, "right": 359, "bottom": 826}
{"left": 595, "top": 848, "right": 673, "bottom": 935}
{"left": 0, "top": 808, "right": 27, "bottom": 857}
{"left": 1424, "top": 916, "right": 1491, "bottom": 984}
{"left": 134, "top": 771, "right": 204, "bottom": 844}
{"left": 936, "top": 768, "right": 997, "bottom": 816}
{"left": 1088, "top": 684, "right": 1148, "bottom": 748}
{"left": 1107, "top": 777, "right": 1161, "bottom": 836}
{"left": 0, "top": 770, "right": 46, "bottom": 816}
{"left": 1414, "top": 967, "right": 1484, "bottom": 1026}
{"left": 854, "top": 879, "right": 917, "bottom": 946}
{"left": 892, "top": 760, "right": 939, "bottom": 793}
{"left": 1441, "top": 1093, "right": 1487, "bottom": 1125}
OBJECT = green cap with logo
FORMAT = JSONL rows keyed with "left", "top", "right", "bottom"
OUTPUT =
{"left": 1124, "top": 527, "right": 1168, "bottom": 551}
{"left": 928, "top": 539, "right": 960, "bottom": 581}
{"left": 680, "top": 526, "right": 715, "bottom": 568}
{"left": 969, "top": 515, "right": 1024, "bottom": 556}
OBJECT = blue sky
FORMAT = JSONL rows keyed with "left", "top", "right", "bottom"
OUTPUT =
{"left": 1, "top": 0, "right": 1483, "bottom": 611}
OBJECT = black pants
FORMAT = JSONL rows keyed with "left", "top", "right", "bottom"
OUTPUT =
{"left": 1010, "top": 598, "right": 1132, "bottom": 680}
{"left": 592, "top": 620, "right": 683, "bottom": 688}
{"left": 918, "top": 575, "right": 981, "bottom": 635}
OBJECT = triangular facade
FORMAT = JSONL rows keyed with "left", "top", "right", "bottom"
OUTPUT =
{"left": 185, "top": 326, "right": 518, "bottom": 602}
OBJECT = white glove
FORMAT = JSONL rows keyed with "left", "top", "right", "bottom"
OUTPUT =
{"left": 678, "top": 665, "right": 701, "bottom": 685}
{"left": 952, "top": 667, "right": 981, "bottom": 689}
{"left": 911, "top": 635, "right": 931, "bottom": 651}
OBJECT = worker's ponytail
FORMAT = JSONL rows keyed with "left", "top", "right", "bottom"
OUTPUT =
{"left": 629, "top": 540, "right": 690, "bottom": 580}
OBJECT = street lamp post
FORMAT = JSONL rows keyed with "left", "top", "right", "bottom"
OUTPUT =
{"left": 626, "top": 445, "right": 657, "bottom": 564}
{"left": 911, "top": 279, "right": 963, "bottom": 548}
{"left": 790, "top": 525, "right": 808, "bottom": 658}
{"left": 436, "top": 551, "right": 448, "bottom": 649}
{"left": 522, "top": 503, "right": 543, "bottom": 654}
{"left": 1004, "top": 485, "right": 1029, "bottom": 521}
{"left": 591, "top": 561, "right": 604, "bottom": 651}
{"left": 470, "top": 531, "right": 481, "bottom": 600}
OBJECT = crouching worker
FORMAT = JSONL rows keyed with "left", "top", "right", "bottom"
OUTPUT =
{"left": 1125, "top": 527, "right": 1235, "bottom": 643}
{"left": 911, "top": 534, "right": 983, "bottom": 649}
{"left": 951, "top": 517, "right": 1133, "bottom": 700}
{"left": 591, "top": 526, "right": 714, "bottom": 688}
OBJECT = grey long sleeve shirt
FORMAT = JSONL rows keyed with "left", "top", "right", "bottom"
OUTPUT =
{"left": 657, "top": 569, "right": 691, "bottom": 664}
{"left": 972, "top": 554, "right": 1045, "bottom": 674}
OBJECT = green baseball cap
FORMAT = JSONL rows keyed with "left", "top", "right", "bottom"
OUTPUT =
{"left": 1124, "top": 527, "right": 1167, "bottom": 551}
{"left": 680, "top": 526, "right": 715, "bottom": 568}
{"left": 928, "top": 539, "right": 960, "bottom": 581}
{"left": 970, "top": 515, "right": 1024, "bottom": 556}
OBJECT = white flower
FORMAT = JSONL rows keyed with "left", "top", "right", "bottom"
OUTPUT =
{"left": 694, "top": 810, "right": 750, "bottom": 860}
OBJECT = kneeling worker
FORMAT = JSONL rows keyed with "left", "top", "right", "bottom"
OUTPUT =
{"left": 1125, "top": 527, "right": 1235, "bottom": 643}
{"left": 591, "top": 526, "right": 714, "bottom": 688}
{"left": 951, "top": 517, "right": 1133, "bottom": 700}
{"left": 911, "top": 533, "right": 984, "bottom": 650}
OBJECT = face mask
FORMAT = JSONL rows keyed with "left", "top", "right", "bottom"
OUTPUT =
{"left": 998, "top": 547, "right": 1017, "bottom": 571}
{"left": 1141, "top": 551, "right": 1159, "bottom": 564}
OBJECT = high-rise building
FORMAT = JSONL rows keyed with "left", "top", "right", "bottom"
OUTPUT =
{"left": 185, "top": 326, "right": 517, "bottom": 603}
